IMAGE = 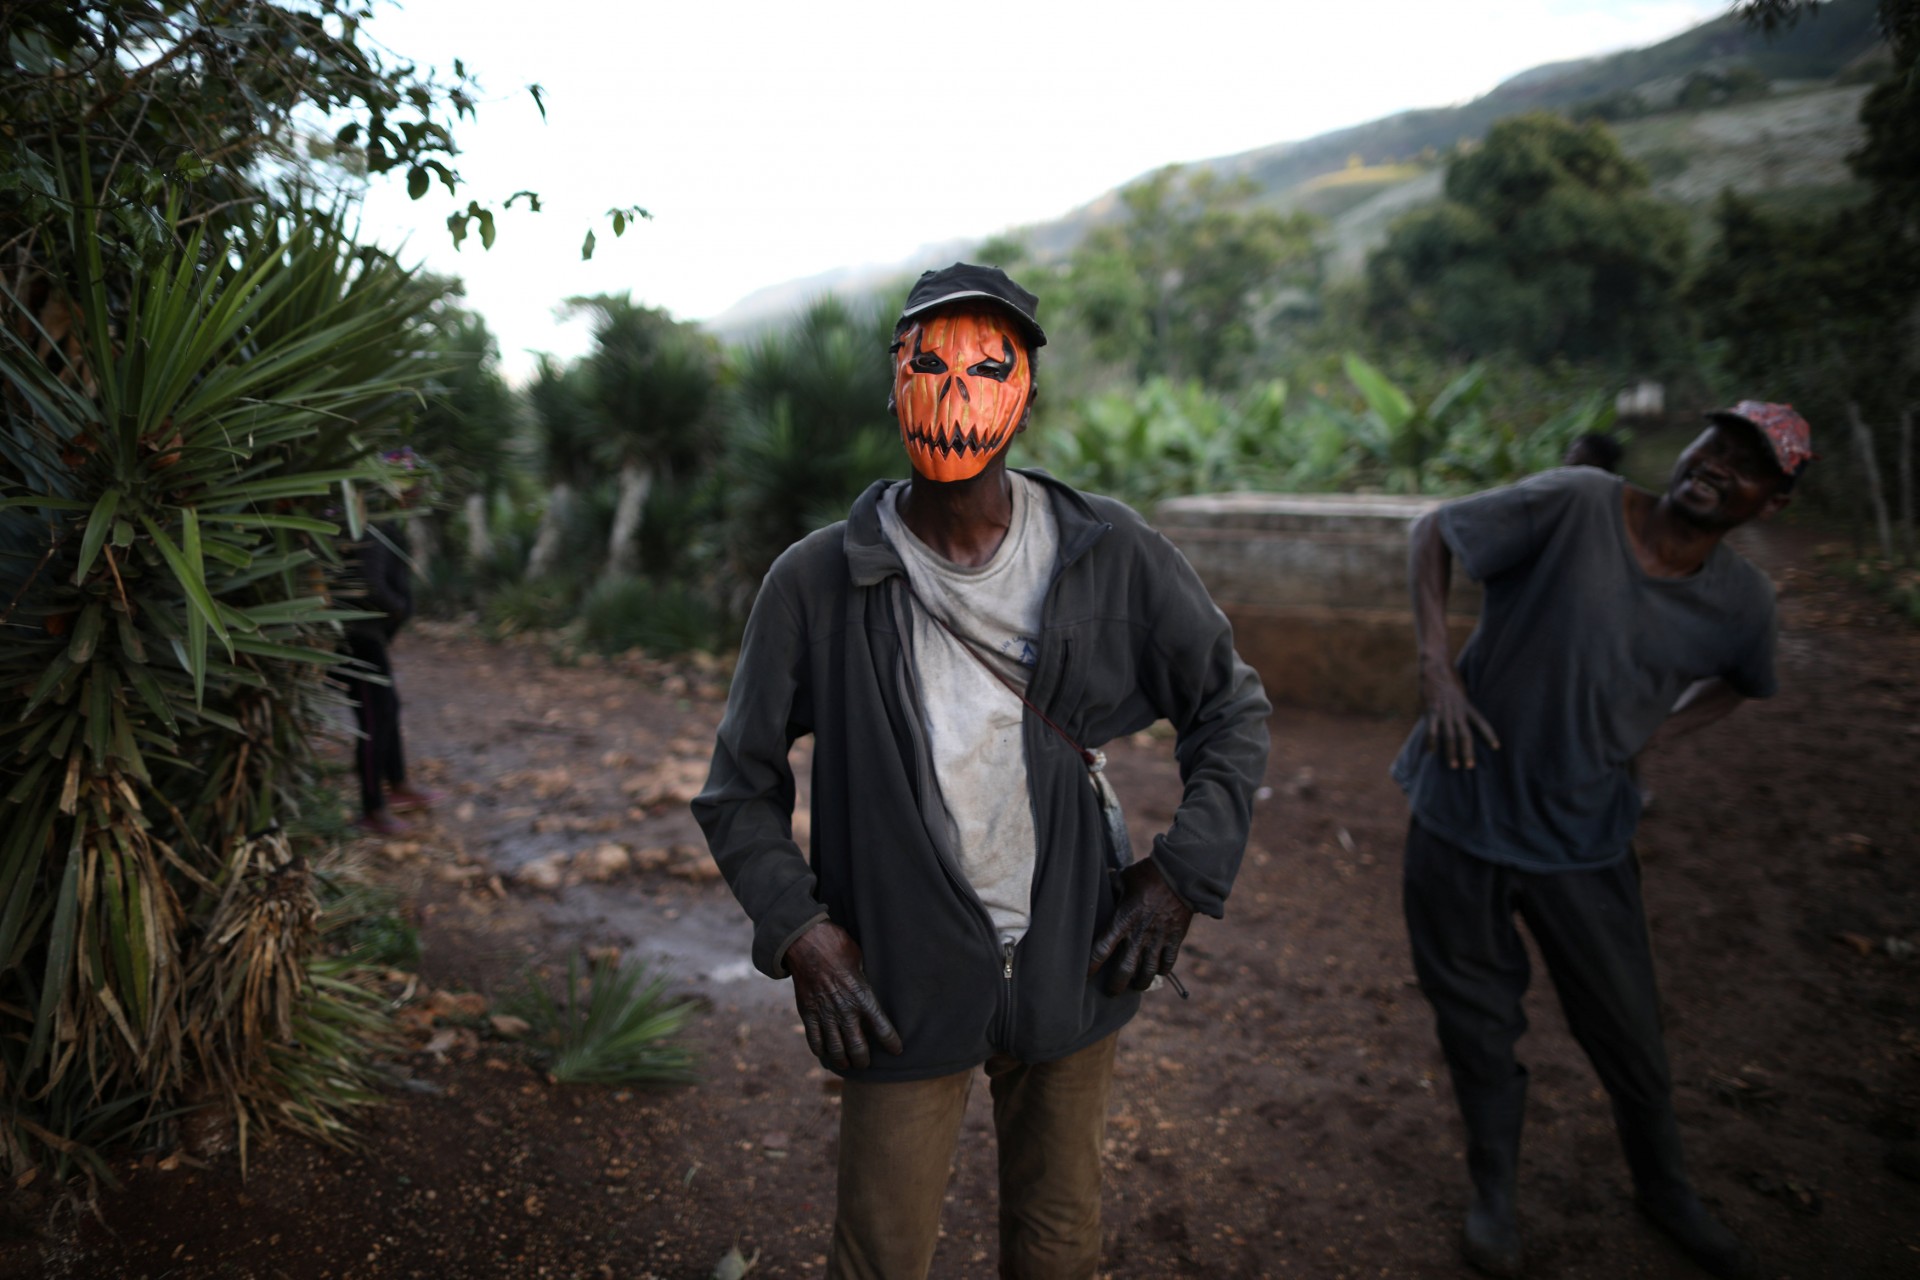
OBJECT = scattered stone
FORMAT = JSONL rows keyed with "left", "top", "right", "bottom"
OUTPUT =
{"left": 1706, "top": 1065, "right": 1781, "bottom": 1112}
{"left": 574, "top": 842, "right": 632, "bottom": 882}
{"left": 488, "top": 1014, "right": 531, "bottom": 1039}
{"left": 428, "top": 990, "right": 489, "bottom": 1020}
{"left": 534, "top": 813, "right": 623, "bottom": 836}
{"left": 1748, "top": 1172, "right": 1822, "bottom": 1215}
{"left": 394, "top": 1005, "right": 436, "bottom": 1035}
{"left": 498, "top": 767, "right": 575, "bottom": 800}
{"left": 667, "top": 844, "right": 721, "bottom": 882}
{"left": 623, "top": 758, "right": 708, "bottom": 807}
{"left": 632, "top": 845, "right": 673, "bottom": 872}
{"left": 513, "top": 856, "right": 567, "bottom": 893}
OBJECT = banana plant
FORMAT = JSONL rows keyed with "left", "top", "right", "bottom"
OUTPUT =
{"left": 1341, "top": 353, "right": 1489, "bottom": 492}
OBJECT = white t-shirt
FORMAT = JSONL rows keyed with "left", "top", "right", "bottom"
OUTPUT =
{"left": 877, "top": 474, "right": 1059, "bottom": 944}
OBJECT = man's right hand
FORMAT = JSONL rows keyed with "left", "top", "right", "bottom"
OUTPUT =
{"left": 1422, "top": 662, "right": 1501, "bottom": 771}
{"left": 1410, "top": 511, "right": 1498, "bottom": 771}
{"left": 784, "top": 920, "right": 904, "bottom": 1071}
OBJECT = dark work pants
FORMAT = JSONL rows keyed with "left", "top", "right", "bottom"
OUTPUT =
{"left": 342, "top": 631, "right": 406, "bottom": 816}
{"left": 1402, "top": 819, "right": 1673, "bottom": 1128}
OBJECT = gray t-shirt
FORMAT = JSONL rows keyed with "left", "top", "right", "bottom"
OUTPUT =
{"left": 1391, "top": 467, "right": 1778, "bottom": 872}
{"left": 878, "top": 474, "right": 1060, "bottom": 942}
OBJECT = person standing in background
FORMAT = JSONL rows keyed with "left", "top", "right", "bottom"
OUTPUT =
{"left": 1562, "top": 432, "right": 1624, "bottom": 473}
{"left": 1396, "top": 404, "right": 1813, "bottom": 1279}
{"left": 341, "top": 447, "right": 440, "bottom": 835}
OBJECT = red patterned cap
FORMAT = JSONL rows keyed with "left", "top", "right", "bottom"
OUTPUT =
{"left": 1710, "top": 401, "right": 1815, "bottom": 478}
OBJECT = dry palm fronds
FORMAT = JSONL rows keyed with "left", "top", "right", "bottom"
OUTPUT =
{"left": 182, "top": 829, "right": 319, "bottom": 1086}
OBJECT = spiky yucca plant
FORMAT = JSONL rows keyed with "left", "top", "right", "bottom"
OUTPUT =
{"left": 0, "top": 189, "right": 437, "bottom": 1183}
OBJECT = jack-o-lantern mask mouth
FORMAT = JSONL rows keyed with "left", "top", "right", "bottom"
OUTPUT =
{"left": 891, "top": 307, "right": 1032, "bottom": 483}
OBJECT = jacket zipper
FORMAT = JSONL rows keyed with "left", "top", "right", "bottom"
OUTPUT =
{"left": 1000, "top": 936, "right": 1019, "bottom": 1047}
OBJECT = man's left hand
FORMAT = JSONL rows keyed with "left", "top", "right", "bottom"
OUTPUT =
{"left": 1088, "top": 859, "right": 1195, "bottom": 996}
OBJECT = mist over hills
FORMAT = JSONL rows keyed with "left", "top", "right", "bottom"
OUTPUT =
{"left": 710, "top": 0, "right": 1884, "bottom": 341}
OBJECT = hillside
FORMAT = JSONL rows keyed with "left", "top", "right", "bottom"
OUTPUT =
{"left": 711, "top": 0, "right": 1885, "bottom": 338}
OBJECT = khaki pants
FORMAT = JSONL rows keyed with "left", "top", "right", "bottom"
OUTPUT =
{"left": 828, "top": 1032, "right": 1119, "bottom": 1280}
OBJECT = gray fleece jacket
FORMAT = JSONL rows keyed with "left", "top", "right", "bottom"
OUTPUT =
{"left": 693, "top": 470, "right": 1271, "bottom": 1081}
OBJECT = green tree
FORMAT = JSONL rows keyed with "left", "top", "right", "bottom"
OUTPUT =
{"left": 1066, "top": 167, "right": 1321, "bottom": 387}
{"left": 405, "top": 293, "right": 524, "bottom": 574}
{"left": 523, "top": 355, "right": 597, "bottom": 583}
{"left": 1366, "top": 112, "right": 1690, "bottom": 368}
{"left": 0, "top": 1, "right": 644, "bottom": 274}
{"left": 565, "top": 296, "right": 719, "bottom": 581}
{"left": 1694, "top": 6, "right": 1920, "bottom": 560}
{"left": 719, "top": 296, "right": 898, "bottom": 598}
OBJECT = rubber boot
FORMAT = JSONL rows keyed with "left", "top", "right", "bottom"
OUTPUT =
{"left": 1613, "top": 1100, "right": 1756, "bottom": 1280}
{"left": 1457, "top": 1075, "right": 1527, "bottom": 1278}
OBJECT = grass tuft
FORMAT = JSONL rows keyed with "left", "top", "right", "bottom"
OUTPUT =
{"left": 507, "top": 953, "right": 699, "bottom": 1086}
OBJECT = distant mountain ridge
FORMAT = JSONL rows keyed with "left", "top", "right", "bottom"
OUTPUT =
{"left": 709, "top": 0, "right": 1884, "bottom": 339}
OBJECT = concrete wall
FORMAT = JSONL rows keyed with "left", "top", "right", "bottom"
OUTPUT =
{"left": 1154, "top": 493, "right": 1479, "bottom": 716}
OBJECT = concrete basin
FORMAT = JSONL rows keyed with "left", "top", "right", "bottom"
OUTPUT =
{"left": 1155, "top": 492, "right": 1479, "bottom": 716}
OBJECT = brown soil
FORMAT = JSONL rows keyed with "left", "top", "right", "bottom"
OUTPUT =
{"left": 3, "top": 525, "right": 1917, "bottom": 1280}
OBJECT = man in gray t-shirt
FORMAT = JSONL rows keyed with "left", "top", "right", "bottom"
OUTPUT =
{"left": 1398, "top": 403, "right": 1813, "bottom": 1280}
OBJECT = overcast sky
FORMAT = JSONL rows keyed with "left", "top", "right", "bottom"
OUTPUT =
{"left": 350, "top": 0, "right": 1736, "bottom": 379}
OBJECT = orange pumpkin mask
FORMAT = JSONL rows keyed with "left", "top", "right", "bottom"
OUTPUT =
{"left": 890, "top": 307, "right": 1032, "bottom": 483}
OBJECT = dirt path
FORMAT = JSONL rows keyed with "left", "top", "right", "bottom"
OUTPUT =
{"left": 5, "top": 527, "right": 1917, "bottom": 1279}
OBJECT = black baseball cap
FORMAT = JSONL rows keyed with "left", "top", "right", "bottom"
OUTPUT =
{"left": 898, "top": 263, "right": 1047, "bottom": 349}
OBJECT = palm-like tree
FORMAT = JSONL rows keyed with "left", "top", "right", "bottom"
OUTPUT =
{"left": 406, "top": 292, "right": 523, "bottom": 573}
{"left": 722, "top": 295, "right": 898, "bottom": 596}
{"left": 564, "top": 295, "right": 718, "bottom": 581}
{"left": 523, "top": 355, "right": 596, "bottom": 582}
{"left": 0, "top": 201, "right": 428, "bottom": 1180}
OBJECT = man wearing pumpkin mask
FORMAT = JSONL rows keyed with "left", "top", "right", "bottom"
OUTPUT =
{"left": 695, "top": 264, "right": 1270, "bottom": 1279}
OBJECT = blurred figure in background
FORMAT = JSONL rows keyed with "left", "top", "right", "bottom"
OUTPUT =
{"left": 341, "top": 447, "right": 441, "bottom": 835}
{"left": 1563, "top": 432, "right": 1624, "bottom": 473}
